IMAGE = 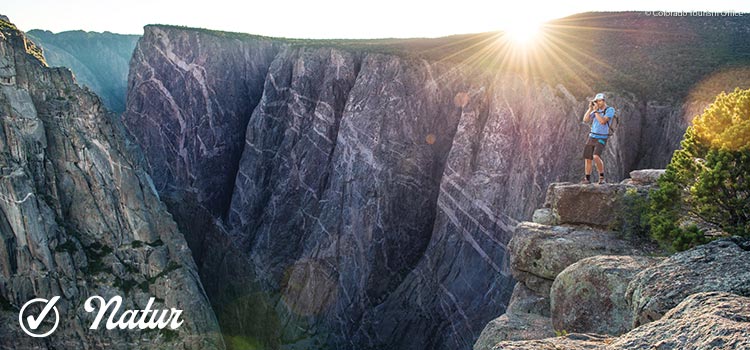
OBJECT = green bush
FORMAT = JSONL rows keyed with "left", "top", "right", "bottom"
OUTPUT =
{"left": 649, "top": 87, "right": 750, "bottom": 251}
{"left": 613, "top": 187, "right": 652, "bottom": 240}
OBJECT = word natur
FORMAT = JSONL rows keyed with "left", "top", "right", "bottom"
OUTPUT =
{"left": 84, "top": 296, "right": 183, "bottom": 330}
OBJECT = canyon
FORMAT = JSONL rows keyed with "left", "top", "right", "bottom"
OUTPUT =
{"left": 1, "top": 10, "right": 748, "bottom": 350}
{"left": 122, "top": 13, "right": 750, "bottom": 349}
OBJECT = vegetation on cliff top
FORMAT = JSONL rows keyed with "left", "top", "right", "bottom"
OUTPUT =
{"left": 149, "top": 11, "right": 750, "bottom": 101}
{"left": 649, "top": 87, "right": 750, "bottom": 251}
{"left": 0, "top": 17, "right": 17, "bottom": 31}
{"left": 0, "top": 16, "right": 46, "bottom": 64}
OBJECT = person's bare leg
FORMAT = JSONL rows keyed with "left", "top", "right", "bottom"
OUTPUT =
{"left": 593, "top": 155, "right": 604, "bottom": 179}
{"left": 585, "top": 159, "right": 592, "bottom": 176}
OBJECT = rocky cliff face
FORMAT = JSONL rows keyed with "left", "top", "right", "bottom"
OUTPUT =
{"left": 0, "top": 16, "right": 222, "bottom": 349}
{"left": 121, "top": 16, "right": 749, "bottom": 349}
{"left": 476, "top": 175, "right": 750, "bottom": 350}
{"left": 122, "top": 25, "right": 689, "bottom": 350}
{"left": 26, "top": 30, "right": 139, "bottom": 113}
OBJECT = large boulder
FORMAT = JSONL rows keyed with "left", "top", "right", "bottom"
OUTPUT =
{"left": 610, "top": 292, "right": 750, "bottom": 349}
{"left": 474, "top": 282, "right": 555, "bottom": 350}
{"left": 532, "top": 208, "right": 556, "bottom": 225}
{"left": 551, "top": 255, "right": 662, "bottom": 335}
{"left": 507, "top": 282, "right": 550, "bottom": 316}
{"left": 545, "top": 183, "right": 633, "bottom": 228}
{"left": 488, "top": 292, "right": 750, "bottom": 350}
{"left": 486, "top": 333, "right": 610, "bottom": 350}
{"left": 623, "top": 169, "right": 665, "bottom": 186}
{"left": 474, "top": 313, "right": 555, "bottom": 350}
{"left": 509, "top": 222, "right": 649, "bottom": 296}
{"left": 474, "top": 283, "right": 554, "bottom": 350}
{"left": 627, "top": 237, "right": 750, "bottom": 327}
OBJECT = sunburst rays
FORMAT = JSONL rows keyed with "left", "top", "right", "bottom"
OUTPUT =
{"left": 392, "top": 10, "right": 746, "bottom": 116}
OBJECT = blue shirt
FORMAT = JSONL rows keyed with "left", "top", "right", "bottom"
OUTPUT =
{"left": 589, "top": 106, "right": 615, "bottom": 139}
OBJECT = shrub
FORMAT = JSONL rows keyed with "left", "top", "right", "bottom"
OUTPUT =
{"left": 649, "top": 87, "right": 750, "bottom": 251}
{"left": 612, "top": 187, "right": 652, "bottom": 240}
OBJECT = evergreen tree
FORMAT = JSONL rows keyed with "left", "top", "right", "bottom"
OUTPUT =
{"left": 649, "top": 87, "right": 750, "bottom": 251}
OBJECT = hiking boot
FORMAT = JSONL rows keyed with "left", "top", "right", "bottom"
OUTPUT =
{"left": 598, "top": 177, "right": 606, "bottom": 185}
{"left": 581, "top": 177, "right": 591, "bottom": 184}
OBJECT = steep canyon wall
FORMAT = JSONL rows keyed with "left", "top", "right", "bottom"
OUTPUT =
{"left": 122, "top": 24, "right": 693, "bottom": 350}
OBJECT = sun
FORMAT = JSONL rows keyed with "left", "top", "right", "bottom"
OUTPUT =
{"left": 504, "top": 19, "right": 544, "bottom": 45}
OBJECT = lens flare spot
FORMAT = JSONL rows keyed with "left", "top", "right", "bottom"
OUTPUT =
{"left": 425, "top": 133, "right": 436, "bottom": 144}
{"left": 454, "top": 92, "right": 470, "bottom": 107}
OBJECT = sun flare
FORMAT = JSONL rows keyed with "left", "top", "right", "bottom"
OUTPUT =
{"left": 505, "top": 19, "right": 543, "bottom": 45}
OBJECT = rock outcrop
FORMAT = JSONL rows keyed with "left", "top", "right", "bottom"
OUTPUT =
{"left": 542, "top": 183, "right": 634, "bottom": 228}
{"left": 622, "top": 169, "right": 665, "bottom": 186}
{"left": 509, "top": 222, "right": 651, "bottom": 296}
{"left": 610, "top": 292, "right": 750, "bottom": 349}
{"left": 487, "top": 333, "right": 611, "bottom": 350}
{"left": 627, "top": 237, "right": 750, "bottom": 327}
{"left": 488, "top": 292, "right": 750, "bottom": 350}
{"left": 474, "top": 283, "right": 554, "bottom": 350}
{"left": 551, "top": 255, "right": 662, "bottom": 335}
{"left": 478, "top": 172, "right": 750, "bottom": 350}
{"left": 0, "top": 16, "right": 222, "bottom": 349}
{"left": 477, "top": 175, "right": 661, "bottom": 349}
{"left": 474, "top": 313, "right": 556, "bottom": 350}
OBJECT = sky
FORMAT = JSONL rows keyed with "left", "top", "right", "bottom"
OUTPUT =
{"left": 3, "top": 0, "right": 750, "bottom": 39}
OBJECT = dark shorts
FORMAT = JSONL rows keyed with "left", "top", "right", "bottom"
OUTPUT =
{"left": 583, "top": 137, "right": 607, "bottom": 159}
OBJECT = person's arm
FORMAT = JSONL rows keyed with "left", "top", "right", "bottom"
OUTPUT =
{"left": 594, "top": 107, "right": 613, "bottom": 125}
{"left": 582, "top": 104, "right": 594, "bottom": 123}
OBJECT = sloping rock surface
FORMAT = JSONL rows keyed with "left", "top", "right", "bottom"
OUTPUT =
{"left": 611, "top": 292, "right": 750, "bottom": 350}
{"left": 627, "top": 237, "right": 750, "bottom": 327}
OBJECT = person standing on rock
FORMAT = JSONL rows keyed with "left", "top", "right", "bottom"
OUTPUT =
{"left": 581, "top": 93, "right": 615, "bottom": 184}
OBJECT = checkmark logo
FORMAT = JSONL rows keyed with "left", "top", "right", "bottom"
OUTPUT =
{"left": 19, "top": 296, "right": 61, "bottom": 337}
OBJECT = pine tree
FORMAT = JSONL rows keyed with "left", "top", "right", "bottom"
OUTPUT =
{"left": 649, "top": 88, "right": 750, "bottom": 251}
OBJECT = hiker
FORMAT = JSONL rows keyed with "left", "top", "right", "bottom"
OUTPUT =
{"left": 581, "top": 93, "right": 615, "bottom": 184}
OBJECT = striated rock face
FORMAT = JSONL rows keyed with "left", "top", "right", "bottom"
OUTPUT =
{"left": 550, "top": 255, "right": 661, "bottom": 335}
{"left": 611, "top": 292, "right": 750, "bottom": 349}
{"left": 627, "top": 237, "right": 750, "bottom": 328}
{"left": 122, "top": 24, "right": 694, "bottom": 349}
{"left": 125, "top": 26, "right": 281, "bottom": 220}
{"left": 0, "top": 17, "right": 222, "bottom": 349}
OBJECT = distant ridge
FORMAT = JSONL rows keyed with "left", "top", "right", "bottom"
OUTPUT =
{"left": 27, "top": 29, "right": 139, "bottom": 113}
